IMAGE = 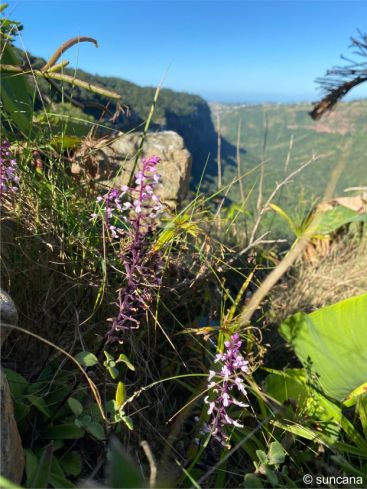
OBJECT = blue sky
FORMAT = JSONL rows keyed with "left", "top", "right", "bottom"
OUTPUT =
{"left": 6, "top": 0, "right": 367, "bottom": 103}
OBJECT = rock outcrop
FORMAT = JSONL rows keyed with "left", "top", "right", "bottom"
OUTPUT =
{"left": 0, "top": 288, "right": 24, "bottom": 484}
{"left": 81, "top": 131, "right": 192, "bottom": 208}
{"left": 0, "top": 289, "right": 18, "bottom": 347}
{"left": 107, "top": 131, "right": 191, "bottom": 208}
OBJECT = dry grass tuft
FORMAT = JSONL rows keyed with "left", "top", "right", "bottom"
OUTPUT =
{"left": 270, "top": 235, "right": 367, "bottom": 323}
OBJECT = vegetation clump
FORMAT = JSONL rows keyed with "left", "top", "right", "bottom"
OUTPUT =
{"left": 1, "top": 8, "right": 367, "bottom": 489}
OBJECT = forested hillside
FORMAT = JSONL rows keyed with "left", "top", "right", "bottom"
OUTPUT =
{"left": 16, "top": 49, "right": 221, "bottom": 180}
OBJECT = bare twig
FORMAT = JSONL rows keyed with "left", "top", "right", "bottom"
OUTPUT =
{"left": 141, "top": 441, "right": 157, "bottom": 489}
{"left": 248, "top": 154, "right": 318, "bottom": 246}
{"left": 236, "top": 117, "right": 245, "bottom": 202}
{"left": 240, "top": 236, "right": 311, "bottom": 324}
{"left": 216, "top": 112, "right": 222, "bottom": 190}
{"left": 256, "top": 113, "right": 268, "bottom": 212}
{"left": 284, "top": 134, "right": 294, "bottom": 171}
{"left": 46, "top": 60, "right": 70, "bottom": 73}
{"left": 310, "top": 75, "right": 367, "bottom": 120}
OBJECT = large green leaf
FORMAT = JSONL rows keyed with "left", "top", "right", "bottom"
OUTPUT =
{"left": 59, "top": 452, "right": 82, "bottom": 477}
{"left": 0, "top": 42, "right": 34, "bottom": 137}
{"left": 264, "top": 369, "right": 308, "bottom": 406}
{"left": 313, "top": 206, "right": 367, "bottom": 236}
{"left": 3, "top": 367, "right": 28, "bottom": 397}
{"left": 279, "top": 293, "right": 367, "bottom": 402}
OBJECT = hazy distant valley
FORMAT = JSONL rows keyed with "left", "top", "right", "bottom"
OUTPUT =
{"left": 209, "top": 100, "right": 367, "bottom": 223}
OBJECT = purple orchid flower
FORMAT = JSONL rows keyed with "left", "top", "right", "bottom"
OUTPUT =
{"left": 93, "top": 156, "right": 164, "bottom": 343}
{"left": 204, "top": 333, "right": 250, "bottom": 446}
{"left": 0, "top": 140, "right": 19, "bottom": 197}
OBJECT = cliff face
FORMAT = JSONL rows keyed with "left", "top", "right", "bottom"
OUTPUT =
{"left": 77, "top": 131, "right": 192, "bottom": 208}
{"left": 164, "top": 99, "right": 218, "bottom": 181}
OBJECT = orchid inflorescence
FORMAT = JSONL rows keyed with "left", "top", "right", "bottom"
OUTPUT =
{"left": 93, "top": 155, "right": 164, "bottom": 343}
{"left": 0, "top": 140, "right": 19, "bottom": 196}
{"left": 203, "top": 333, "right": 250, "bottom": 446}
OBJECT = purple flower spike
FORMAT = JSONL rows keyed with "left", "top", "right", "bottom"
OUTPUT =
{"left": 204, "top": 333, "right": 250, "bottom": 446}
{"left": 0, "top": 140, "right": 19, "bottom": 197}
{"left": 93, "top": 156, "right": 164, "bottom": 343}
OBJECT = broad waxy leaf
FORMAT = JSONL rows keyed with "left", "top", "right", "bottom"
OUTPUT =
{"left": 279, "top": 293, "right": 367, "bottom": 402}
{"left": 3, "top": 367, "right": 28, "bottom": 397}
{"left": 85, "top": 422, "right": 106, "bottom": 440}
{"left": 268, "top": 441, "right": 286, "bottom": 466}
{"left": 25, "top": 449, "right": 38, "bottom": 488}
{"left": 24, "top": 394, "right": 51, "bottom": 417}
{"left": 312, "top": 206, "right": 367, "bottom": 236}
{"left": 244, "top": 473, "right": 264, "bottom": 488}
{"left": 49, "top": 457, "right": 76, "bottom": 489}
{"left": 0, "top": 41, "right": 34, "bottom": 137}
{"left": 48, "top": 473, "right": 76, "bottom": 489}
{"left": 356, "top": 395, "right": 367, "bottom": 439}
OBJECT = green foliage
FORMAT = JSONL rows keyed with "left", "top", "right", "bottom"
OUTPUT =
{"left": 270, "top": 201, "right": 367, "bottom": 241}
{"left": 1, "top": 6, "right": 120, "bottom": 143}
{"left": 4, "top": 361, "right": 106, "bottom": 488}
{"left": 0, "top": 476, "right": 23, "bottom": 489}
{"left": 12, "top": 46, "right": 217, "bottom": 180}
{"left": 213, "top": 101, "right": 367, "bottom": 236}
{"left": 105, "top": 438, "right": 145, "bottom": 488}
{"left": 15, "top": 45, "right": 210, "bottom": 133}
{"left": 35, "top": 102, "right": 95, "bottom": 139}
{"left": 265, "top": 368, "right": 342, "bottom": 444}
{"left": 2, "top": 8, "right": 367, "bottom": 489}
{"left": 27, "top": 444, "right": 53, "bottom": 489}
{"left": 261, "top": 294, "right": 367, "bottom": 463}
{"left": 253, "top": 442, "right": 287, "bottom": 487}
{"left": 312, "top": 205, "right": 367, "bottom": 235}
{"left": 103, "top": 351, "right": 135, "bottom": 379}
{"left": 0, "top": 27, "right": 34, "bottom": 137}
{"left": 74, "top": 351, "right": 99, "bottom": 368}
{"left": 279, "top": 293, "right": 367, "bottom": 402}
